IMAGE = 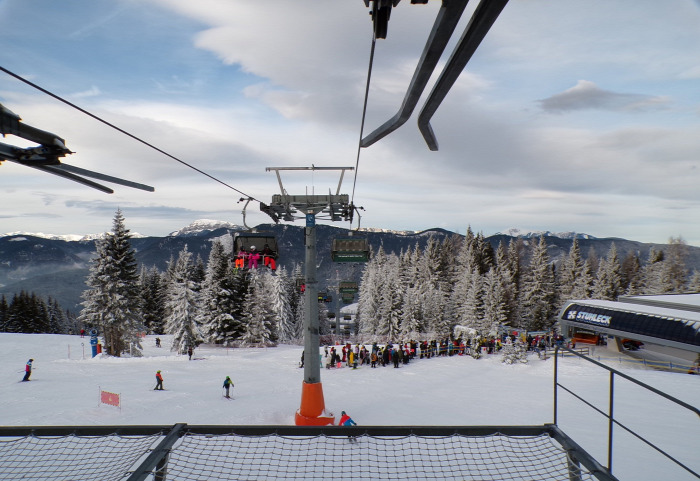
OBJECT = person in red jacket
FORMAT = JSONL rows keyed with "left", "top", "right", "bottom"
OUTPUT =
{"left": 338, "top": 411, "right": 356, "bottom": 426}
{"left": 21, "top": 359, "right": 33, "bottom": 382}
{"left": 154, "top": 370, "right": 164, "bottom": 390}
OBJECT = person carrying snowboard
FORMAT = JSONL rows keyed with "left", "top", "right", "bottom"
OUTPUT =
{"left": 21, "top": 359, "right": 33, "bottom": 382}
{"left": 154, "top": 370, "right": 164, "bottom": 390}
{"left": 223, "top": 376, "right": 234, "bottom": 398}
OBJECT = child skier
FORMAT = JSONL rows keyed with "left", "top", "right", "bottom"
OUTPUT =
{"left": 339, "top": 410, "right": 358, "bottom": 443}
{"left": 21, "top": 359, "right": 33, "bottom": 382}
{"left": 223, "top": 376, "right": 234, "bottom": 398}
{"left": 338, "top": 411, "right": 356, "bottom": 426}
{"left": 154, "top": 370, "right": 164, "bottom": 390}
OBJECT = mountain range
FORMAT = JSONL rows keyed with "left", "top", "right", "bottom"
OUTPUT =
{"left": 2, "top": 220, "right": 698, "bottom": 314}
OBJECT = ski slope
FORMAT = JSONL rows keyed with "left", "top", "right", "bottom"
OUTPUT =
{"left": 1, "top": 333, "right": 698, "bottom": 480}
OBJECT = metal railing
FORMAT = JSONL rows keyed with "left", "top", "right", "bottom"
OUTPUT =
{"left": 553, "top": 346, "right": 700, "bottom": 478}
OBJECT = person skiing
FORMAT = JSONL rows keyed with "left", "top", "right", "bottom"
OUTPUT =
{"left": 154, "top": 370, "right": 164, "bottom": 390}
{"left": 338, "top": 411, "right": 356, "bottom": 426}
{"left": 155, "top": 337, "right": 161, "bottom": 348}
{"left": 21, "top": 359, "right": 33, "bottom": 382}
{"left": 223, "top": 376, "right": 234, "bottom": 398}
{"left": 188, "top": 346, "right": 193, "bottom": 360}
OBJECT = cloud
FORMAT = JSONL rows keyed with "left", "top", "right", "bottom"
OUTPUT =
{"left": 69, "top": 86, "right": 101, "bottom": 99}
{"left": 539, "top": 80, "right": 671, "bottom": 113}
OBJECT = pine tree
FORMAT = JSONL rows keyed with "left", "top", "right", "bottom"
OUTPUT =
{"left": 199, "top": 240, "right": 242, "bottom": 345}
{"left": 0, "top": 295, "right": 7, "bottom": 332}
{"left": 592, "top": 243, "right": 622, "bottom": 300}
{"left": 521, "top": 236, "right": 556, "bottom": 331}
{"left": 662, "top": 237, "right": 688, "bottom": 293}
{"left": 620, "top": 253, "right": 643, "bottom": 295}
{"left": 482, "top": 267, "right": 507, "bottom": 337}
{"left": 501, "top": 337, "right": 528, "bottom": 364}
{"left": 47, "top": 297, "right": 67, "bottom": 333}
{"left": 275, "top": 267, "right": 298, "bottom": 342}
{"left": 358, "top": 246, "right": 385, "bottom": 337}
{"left": 558, "top": 238, "right": 584, "bottom": 302}
{"left": 240, "top": 270, "right": 276, "bottom": 346}
{"left": 164, "top": 245, "right": 204, "bottom": 353}
{"left": 140, "top": 266, "right": 167, "bottom": 334}
{"left": 79, "top": 210, "right": 143, "bottom": 356}
{"left": 641, "top": 247, "right": 666, "bottom": 294}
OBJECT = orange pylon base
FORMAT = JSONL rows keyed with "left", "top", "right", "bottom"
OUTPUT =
{"left": 295, "top": 381, "right": 335, "bottom": 426}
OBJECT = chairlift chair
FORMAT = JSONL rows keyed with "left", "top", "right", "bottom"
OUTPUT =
{"left": 331, "top": 238, "right": 370, "bottom": 263}
{"left": 232, "top": 232, "right": 279, "bottom": 270}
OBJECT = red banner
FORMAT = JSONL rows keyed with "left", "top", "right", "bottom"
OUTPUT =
{"left": 100, "top": 390, "right": 120, "bottom": 407}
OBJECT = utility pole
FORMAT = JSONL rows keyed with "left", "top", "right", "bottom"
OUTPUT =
{"left": 265, "top": 166, "right": 355, "bottom": 426}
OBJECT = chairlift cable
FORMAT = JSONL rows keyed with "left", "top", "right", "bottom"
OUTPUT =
{"left": 0, "top": 65, "right": 262, "bottom": 203}
{"left": 349, "top": 29, "right": 378, "bottom": 219}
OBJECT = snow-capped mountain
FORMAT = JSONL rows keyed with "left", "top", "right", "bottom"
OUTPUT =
{"left": 0, "top": 231, "right": 145, "bottom": 241}
{"left": 496, "top": 228, "right": 597, "bottom": 240}
{"left": 167, "top": 219, "right": 243, "bottom": 237}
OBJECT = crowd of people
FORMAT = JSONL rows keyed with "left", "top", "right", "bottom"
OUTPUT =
{"left": 321, "top": 333, "right": 562, "bottom": 370}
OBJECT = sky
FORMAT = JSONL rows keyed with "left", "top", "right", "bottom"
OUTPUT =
{"left": 1, "top": 0, "right": 700, "bottom": 245}
{"left": 2, "top": 333, "right": 699, "bottom": 480}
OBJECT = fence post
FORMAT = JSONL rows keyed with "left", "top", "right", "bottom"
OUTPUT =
{"left": 553, "top": 347, "right": 559, "bottom": 425}
{"left": 608, "top": 372, "right": 614, "bottom": 473}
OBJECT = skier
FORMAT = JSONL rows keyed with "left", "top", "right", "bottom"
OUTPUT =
{"left": 154, "top": 370, "right": 164, "bottom": 390}
{"left": 21, "top": 359, "right": 33, "bottom": 382}
{"left": 223, "top": 376, "right": 234, "bottom": 398}
{"left": 155, "top": 337, "right": 161, "bottom": 348}
{"left": 300, "top": 350, "right": 304, "bottom": 368}
{"left": 339, "top": 410, "right": 358, "bottom": 443}
{"left": 338, "top": 410, "right": 356, "bottom": 426}
{"left": 188, "top": 346, "right": 193, "bottom": 360}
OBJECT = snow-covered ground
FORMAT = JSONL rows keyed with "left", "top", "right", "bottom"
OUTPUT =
{"left": 2, "top": 333, "right": 698, "bottom": 480}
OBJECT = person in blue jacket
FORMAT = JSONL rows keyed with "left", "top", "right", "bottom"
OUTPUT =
{"left": 21, "top": 359, "right": 33, "bottom": 382}
{"left": 339, "top": 411, "right": 356, "bottom": 426}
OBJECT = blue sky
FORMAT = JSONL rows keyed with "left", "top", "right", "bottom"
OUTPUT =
{"left": 1, "top": 0, "right": 700, "bottom": 244}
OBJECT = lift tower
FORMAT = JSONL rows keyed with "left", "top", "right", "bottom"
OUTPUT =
{"left": 265, "top": 166, "right": 355, "bottom": 426}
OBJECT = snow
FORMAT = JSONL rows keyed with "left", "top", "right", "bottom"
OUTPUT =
{"left": 1, "top": 333, "right": 698, "bottom": 480}
{"left": 167, "top": 219, "right": 241, "bottom": 237}
{"left": 0, "top": 232, "right": 144, "bottom": 241}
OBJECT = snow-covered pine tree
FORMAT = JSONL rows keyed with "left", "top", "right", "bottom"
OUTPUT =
{"left": 199, "top": 240, "right": 242, "bottom": 345}
{"left": 79, "top": 210, "right": 143, "bottom": 356}
{"left": 687, "top": 269, "right": 700, "bottom": 293}
{"left": 520, "top": 236, "right": 556, "bottom": 332}
{"left": 139, "top": 266, "right": 167, "bottom": 334}
{"left": 662, "top": 237, "right": 689, "bottom": 293}
{"left": 494, "top": 242, "right": 517, "bottom": 327}
{"left": 501, "top": 336, "right": 528, "bottom": 364}
{"left": 274, "top": 267, "right": 298, "bottom": 342}
{"left": 620, "top": 252, "right": 643, "bottom": 295}
{"left": 641, "top": 247, "right": 665, "bottom": 294}
{"left": 47, "top": 297, "right": 67, "bottom": 333}
{"left": 398, "top": 245, "right": 425, "bottom": 338}
{"left": 592, "top": 243, "right": 622, "bottom": 300}
{"left": 558, "top": 238, "right": 584, "bottom": 302}
{"left": 481, "top": 267, "right": 507, "bottom": 337}
{"left": 239, "top": 270, "right": 276, "bottom": 346}
{"left": 357, "top": 246, "right": 385, "bottom": 337}
{"left": 572, "top": 260, "right": 594, "bottom": 300}
{"left": 0, "top": 295, "right": 7, "bottom": 332}
{"left": 164, "top": 245, "right": 204, "bottom": 353}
